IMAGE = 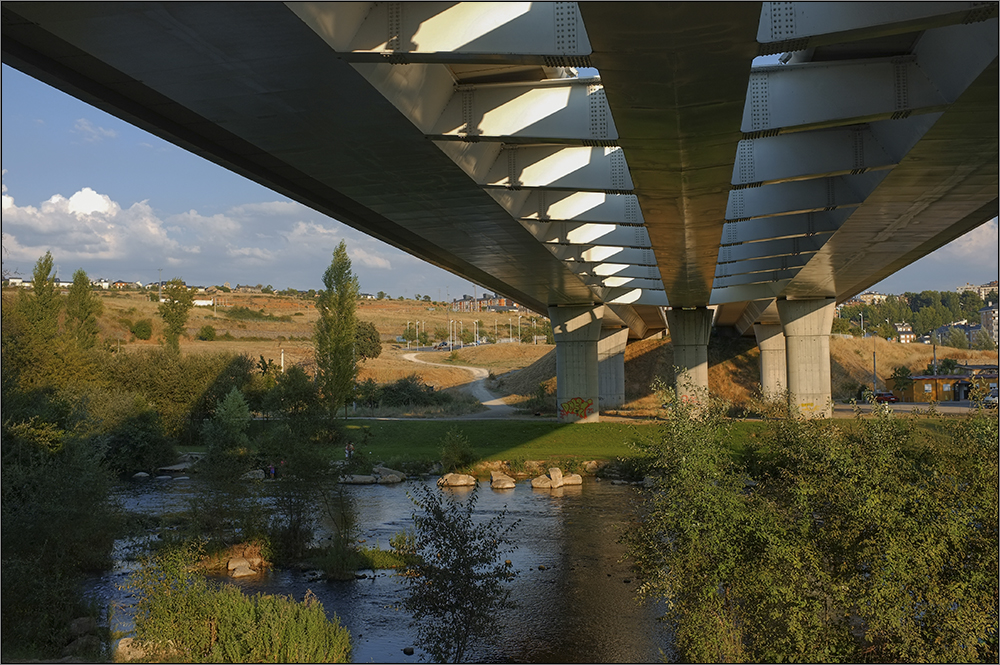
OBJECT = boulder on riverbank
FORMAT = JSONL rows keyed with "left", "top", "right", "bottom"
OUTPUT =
{"left": 531, "top": 467, "right": 581, "bottom": 489}
{"left": 437, "top": 473, "right": 476, "bottom": 487}
{"left": 341, "top": 474, "right": 377, "bottom": 485}
{"left": 490, "top": 470, "right": 516, "bottom": 490}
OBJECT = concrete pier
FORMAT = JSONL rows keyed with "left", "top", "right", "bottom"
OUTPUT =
{"left": 777, "top": 298, "right": 836, "bottom": 418}
{"left": 665, "top": 307, "right": 714, "bottom": 400}
{"left": 549, "top": 305, "right": 604, "bottom": 422}
{"left": 598, "top": 328, "right": 629, "bottom": 409}
{"left": 753, "top": 323, "right": 786, "bottom": 398}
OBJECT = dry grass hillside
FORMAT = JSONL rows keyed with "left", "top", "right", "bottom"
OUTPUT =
{"left": 491, "top": 332, "right": 998, "bottom": 411}
{"left": 83, "top": 291, "right": 997, "bottom": 406}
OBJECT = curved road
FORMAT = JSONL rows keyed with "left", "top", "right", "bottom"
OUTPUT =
{"left": 402, "top": 352, "right": 517, "bottom": 419}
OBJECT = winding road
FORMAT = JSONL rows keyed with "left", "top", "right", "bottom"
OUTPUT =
{"left": 401, "top": 352, "right": 516, "bottom": 419}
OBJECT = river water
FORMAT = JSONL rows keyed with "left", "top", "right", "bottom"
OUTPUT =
{"left": 87, "top": 476, "right": 674, "bottom": 663}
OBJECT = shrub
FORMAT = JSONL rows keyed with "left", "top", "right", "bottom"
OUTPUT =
{"left": 131, "top": 318, "right": 152, "bottom": 340}
{"left": 196, "top": 325, "right": 216, "bottom": 341}
{"left": 127, "top": 544, "right": 352, "bottom": 663}
{"left": 627, "top": 385, "right": 999, "bottom": 663}
{"left": 402, "top": 484, "right": 518, "bottom": 663}
{"left": 440, "top": 427, "right": 476, "bottom": 472}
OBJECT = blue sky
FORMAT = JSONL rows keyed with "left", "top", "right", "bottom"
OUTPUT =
{"left": 3, "top": 64, "right": 997, "bottom": 299}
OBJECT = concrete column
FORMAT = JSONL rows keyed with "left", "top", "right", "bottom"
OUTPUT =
{"left": 665, "top": 307, "right": 713, "bottom": 399}
{"left": 753, "top": 323, "right": 786, "bottom": 398}
{"left": 598, "top": 328, "right": 629, "bottom": 409}
{"left": 777, "top": 298, "right": 836, "bottom": 418}
{"left": 548, "top": 305, "right": 604, "bottom": 423}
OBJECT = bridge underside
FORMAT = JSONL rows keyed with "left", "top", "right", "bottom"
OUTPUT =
{"left": 4, "top": 2, "right": 996, "bottom": 420}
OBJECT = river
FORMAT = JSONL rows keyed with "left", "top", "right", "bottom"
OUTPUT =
{"left": 86, "top": 476, "right": 674, "bottom": 663}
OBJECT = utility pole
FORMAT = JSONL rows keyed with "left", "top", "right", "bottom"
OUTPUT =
{"left": 158, "top": 268, "right": 162, "bottom": 302}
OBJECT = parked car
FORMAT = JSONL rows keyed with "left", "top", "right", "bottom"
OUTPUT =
{"left": 874, "top": 391, "right": 898, "bottom": 403}
{"left": 984, "top": 388, "right": 998, "bottom": 408}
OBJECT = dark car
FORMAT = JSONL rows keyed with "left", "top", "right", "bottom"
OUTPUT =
{"left": 874, "top": 391, "right": 898, "bottom": 403}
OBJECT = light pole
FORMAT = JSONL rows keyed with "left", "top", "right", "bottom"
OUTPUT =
{"left": 517, "top": 315, "right": 522, "bottom": 344}
{"left": 508, "top": 318, "right": 512, "bottom": 343}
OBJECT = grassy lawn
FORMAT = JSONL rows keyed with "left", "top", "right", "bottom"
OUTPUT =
{"left": 181, "top": 415, "right": 962, "bottom": 471}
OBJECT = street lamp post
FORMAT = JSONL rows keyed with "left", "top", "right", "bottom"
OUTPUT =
{"left": 517, "top": 315, "right": 522, "bottom": 344}
{"left": 508, "top": 318, "right": 512, "bottom": 343}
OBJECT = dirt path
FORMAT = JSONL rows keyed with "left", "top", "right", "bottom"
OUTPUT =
{"left": 402, "top": 352, "right": 516, "bottom": 419}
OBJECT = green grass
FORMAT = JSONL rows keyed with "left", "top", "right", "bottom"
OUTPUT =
{"left": 178, "top": 416, "right": 961, "bottom": 470}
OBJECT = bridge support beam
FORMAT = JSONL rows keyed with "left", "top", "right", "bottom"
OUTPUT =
{"left": 598, "top": 328, "right": 630, "bottom": 410}
{"left": 777, "top": 298, "right": 836, "bottom": 418}
{"left": 753, "top": 323, "right": 786, "bottom": 398}
{"left": 549, "top": 305, "right": 604, "bottom": 423}
{"left": 665, "top": 307, "right": 714, "bottom": 400}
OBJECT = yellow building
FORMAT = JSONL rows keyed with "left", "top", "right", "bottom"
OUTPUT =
{"left": 901, "top": 374, "right": 998, "bottom": 402}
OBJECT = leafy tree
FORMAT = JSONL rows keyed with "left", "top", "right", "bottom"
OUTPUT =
{"left": 65, "top": 268, "right": 103, "bottom": 349}
{"left": 831, "top": 317, "right": 853, "bottom": 335}
{"left": 376, "top": 291, "right": 386, "bottom": 300}
{"left": 355, "top": 320, "right": 382, "bottom": 361}
{"left": 418, "top": 331, "right": 430, "bottom": 346}
{"left": 889, "top": 365, "right": 914, "bottom": 392}
{"left": 158, "top": 278, "right": 194, "bottom": 352}
{"left": 402, "top": 323, "right": 417, "bottom": 343}
{"left": 944, "top": 326, "right": 970, "bottom": 349}
{"left": 403, "top": 484, "right": 518, "bottom": 663}
{"left": 422, "top": 295, "right": 432, "bottom": 302}
{"left": 973, "top": 328, "right": 996, "bottom": 350}
{"left": 433, "top": 325, "right": 448, "bottom": 342}
{"left": 315, "top": 241, "right": 359, "bottom": 416}
{"left": 197, "top": 325, "right": 216, "bottom": 341}
{"left": 26, "top": 250, "right": 60, "bottom": 336}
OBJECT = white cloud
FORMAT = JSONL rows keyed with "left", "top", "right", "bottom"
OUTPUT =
{"left": 73, "top": 118, "right": 117, "bottom": 143}
{"left": 350, "top": 246, "right": 392, "bottom": 270}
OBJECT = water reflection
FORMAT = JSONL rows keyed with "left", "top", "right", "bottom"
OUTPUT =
{"left": 90, "top": 477, "right": 672, "bottom": 663}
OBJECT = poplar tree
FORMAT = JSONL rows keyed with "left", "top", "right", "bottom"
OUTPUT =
{"left": 157, "top": 278, "right": 193, "bottom": 353}
{"left": 314, "top": 241, "right": 359, "bottom": 416}
{"left": 66, "top": 269, "right": 103, "bottom": 349}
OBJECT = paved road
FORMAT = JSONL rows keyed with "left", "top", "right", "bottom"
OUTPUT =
{"left": 832, "top": 400, "right": 986, "bottom": 417}
{"left": 401, "top": 352, "right": 518, "bottom": 419}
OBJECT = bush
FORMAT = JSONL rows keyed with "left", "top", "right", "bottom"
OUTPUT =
{"left": 402, "top": 485, "right": 518, "bottom": 663}
{"left": 131, "top": 318, "right": 152, "bottom": 340}
{"left": 127, "top": 544, "right": 352, "bottom": 663}
{"left": 196, "top": 325, "right": 216, "bottom": 341}
{"left": 440, "top": 427, "right": 476, "bottom": 472}
{"left": 627, "top": 386, "right": 999, "bottom": 663}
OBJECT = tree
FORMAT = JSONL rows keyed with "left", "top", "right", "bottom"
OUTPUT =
{"left": 890, "top": 365, "right": 914, "bottom": 393}
{"left": 315, "top": 241, "right": 359, "bottom": 416}
{"left": 26, "top": 250, "right": 61, "bottom": 340}
{"left": 354, "top": 320, "right": 382, "bottom": 361}
{"left": 376, "top": 291, "right": 386, "bottom": 300}
{"left": 973, "top": 328, "right": 997, "bottom": 350}
{"left": 944, "top": 326, "right": 970, "bottom": 349}
{"left": 403, "top": 484, "right": 518, "bottom": 663}
{"left": 157, "top": 279, "right": 193, "bottom": 352}
{"left": 65, "top": 269, "right": 103, "bottom": 349}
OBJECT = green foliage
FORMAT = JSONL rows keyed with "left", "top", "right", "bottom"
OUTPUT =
{"left": 973, "top": 328, "right": 997, "bottom": 350}
{"left": 196, "top": 324, "right": 216, "bottom": 341}
{"left": 65, "top": 268, "right": 103, "bottom": 349}
{"left": 440, "top": 426, "right": 477, "bottom": 472}
{"left": 355, "top": 319, "right": 382, "bottom": 360}
{"left": 403, "top": 484, "right": 518, "bottom": 663}
{"left": 202, "top": 388, "right": 252, "bottom": 477}
{"left": 131, "top": 318, "right": 152, "bottom": 340}
{"left": 157, "top": 278, "right": 194, "bottom": 352}
{"left": 626, "top": 385, "right": 999, "bottom": 663}
{"left": 889, "top": 365, "right": 914, "bottom": 392}
{"left": 126, "top": 544, "right": 352, "bottom": 663}
{"left": 315, "top": 240, "right": 359, "bottom": 415}
{"left": 355, "top": 374, "right": 451, "bottom": 410}
{"left": 1, "top": 413, "right": 119, "bottom": 658}
{"left": 943, "top": 325, "right": 970, "bottom": 349}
